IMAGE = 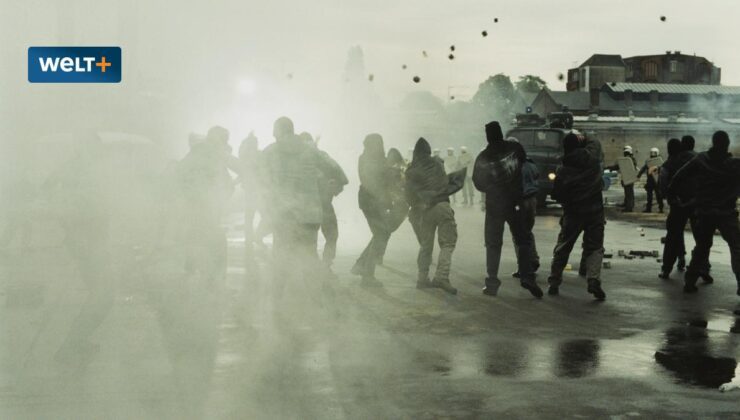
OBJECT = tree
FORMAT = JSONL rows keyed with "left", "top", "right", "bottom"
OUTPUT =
{"left": 515, "top": 75, "right": 547, "bottom": 93}
{"left": 472, "top": 73, "right": 515, "bottom": 117}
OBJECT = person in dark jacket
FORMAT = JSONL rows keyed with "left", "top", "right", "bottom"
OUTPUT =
{"left": 547, "top": 133, "right": 607, "bottom": 300}
{"left": 406, "top": 137, "right": 461, "bottom": 294}
{"left": 351, "top": 134, "right": 393, "bottom": 286}
{"left": 511, "top": 152, "right": 541, "bottom": 278}
{"left": 669, "top": 131, "right": 740, "bottom": 295}
{"left": 473, "top": 121, "right": 542, "bottom": 298}
{"left": 659, "top": 138, "right": 693, "bottom": 278}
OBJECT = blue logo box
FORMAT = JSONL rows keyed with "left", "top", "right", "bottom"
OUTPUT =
{"left": 28, "top": 46, "right": 121, "bottom": 83}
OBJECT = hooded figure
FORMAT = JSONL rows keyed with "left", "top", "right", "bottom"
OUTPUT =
{"left": 547, "top": 132, "right": 606, "bottom": 300}
{"left": 351, "top": 134, "right": 393, "bottom": 286}
{"left": 473, "top": 121, "right": 542, "bottom": 298}
{"left": 405, "top": 137, "right": 459, "bottom": 294}
{"left": 384, "top": 147, "right": 410, "bottom": 237}
{"left": 670, "top": 131, "right": 740, "bottom": 295}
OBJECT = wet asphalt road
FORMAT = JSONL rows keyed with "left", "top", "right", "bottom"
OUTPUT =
{"left": 1, "top": 204, "right": 739, "bottom": 419}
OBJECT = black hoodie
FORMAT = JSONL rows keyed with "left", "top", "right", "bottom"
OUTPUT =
{"left": 551, "top": 139, "right": 604, "bottom": 214}
{"left": 405, "top": 138, "right": 455, "bottom": 208}
{"left": 669, "top": 149, "right": 740, "bottom": 215}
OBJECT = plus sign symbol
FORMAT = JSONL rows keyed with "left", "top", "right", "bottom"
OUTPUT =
{"left": 95, "top": 56, "right": 112, "bottom": 73}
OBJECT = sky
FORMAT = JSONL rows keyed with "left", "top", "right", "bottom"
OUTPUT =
{"left": 2, "top": 0, "right": 740, "bottom": 145}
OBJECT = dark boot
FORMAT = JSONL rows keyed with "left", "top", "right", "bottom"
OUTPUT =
{"left": 658, "top": 270, "right": 670, "bottom": 280}
{"left": 416, "top": 278, "right": 432, "bottom": 289}
{"left": 683, "top": 272, "right": 699, "bottom": 293}
{"left": 700, "top": 273, "right": 714, "bottom": 284}
{"left": 677, "top": 256, "right": 686, "bottom": 272}
{"left": 547, "top": 275, "right": 561, "bottom": 296}
{"left": 431, "top": 279, "right": 458, "bottom": 295}
{"left": 482, "top": 277, "right": 501, "bottom": 296}
{"left": 520, "top": 279, "right": 543, "bottom": 299}
{"left": 587, "top": 278, "right": 606, "bottom": 301}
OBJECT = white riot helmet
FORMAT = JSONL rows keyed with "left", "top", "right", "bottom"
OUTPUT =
{"left": 623, "top": 145, "right": 633, "bottom": 155}
{"left": 460, "top": 146, "right": 468, "bottom": 153}
{"left": 649, "top": 147, "right": 659, "bottom": 157}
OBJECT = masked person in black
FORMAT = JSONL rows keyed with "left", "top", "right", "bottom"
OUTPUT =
{"left": 669, "top": 131, "right": 740, "bottom": 295}
{"left": 405, "top": 138, "right": 462, "bottom": 294}
{"left": 351, "top": 134, "right": 392, "bottom": 287}
{"left": 659, "top": 138, "right": 695, "bottom": 279}
{"left": 473, "top": 121, "right": 542, "bottom": 298}
{"left": 375, "top": 148, "right": 410, "bottom": 264}
{"left": 547, "top": 133, "right": 606, "bottom": 300}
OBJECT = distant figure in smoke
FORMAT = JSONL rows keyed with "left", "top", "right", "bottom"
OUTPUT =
{"left": 178, "top": 126, "right": 236, "bottom": 287}
{"left": 607, "top": 146, "right": 637, "bottom": 212}
{"left": 238, "top": 132, "right": 262, "bottom": 270}
{"left": 548, "top": 132, "right": 606, "bottom": 300}
{"left": 262, "top": 117, "right": 335, "bottom": 290}
{"left": 405, "top": 137, "right": 462, "bottom": 294}
{"left": 351, "top": 134, "right": 393, "bottom": 286}
{"left": 443, "top": 147, "right": 458, "bottom": 203}
{"left": 638, "top": 147, "right": 664, "bottom": 213}
{"left": 376, "top": 147, "right": 410, "bottom": 263}
{"left": 300, "top": 132, "right": 349, "bottom": 276}
{"left": 473, "top": 121, "right": 542, "bottom": 298}
{"left": 43, "top": 133, "right": 113, "bottom": 363}
{"left": 458, "top": 146, "right": 475, "bottom": 206}
{"left": 669, "top": 131, "right": 740, "bottom": 295}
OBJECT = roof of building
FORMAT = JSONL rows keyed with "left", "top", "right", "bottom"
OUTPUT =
{"left": 605, "top": 82, "right": 740, "bottom": 95}
{"left": 580, "top": 54, "right": 625, "bottom": 68}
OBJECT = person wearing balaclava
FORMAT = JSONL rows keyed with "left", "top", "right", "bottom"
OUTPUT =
{"left": 637, "top": 147, "right": 664, "bottom": 213}
{"left": 351, "top": 133, "right": 393, "bottom": 286}
{"left": 472, "top": 121, "right": 542, "bottom": 298}
{"left": 548, "top": 132, "right": 606, "bottom": 301}
{"left": 261, "top": 117, "right": 336, "bottom": 291}
{"left": 669, "top": 131, "right": 740, "bottom": 296}
{"left": 405, "top": 137, "right": 460, "bottom": 294}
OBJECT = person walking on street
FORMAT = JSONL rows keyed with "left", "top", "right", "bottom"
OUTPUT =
{"left": 638, "top": 148, "right": 664, "bottom": 213}
{"left": 406, "top": 138, "right": 463, "bottom": 294}
{"left": 458, "top": 146, "right": 475, "bottom": 206}
{"left": 547, "top": 132, "right": 607, "bottom": 300}
{"left": 669, "top": 131, "right": 740, "bottom": 295}
{"left": 473, "top": 121, "right": 543, "bottom": 298}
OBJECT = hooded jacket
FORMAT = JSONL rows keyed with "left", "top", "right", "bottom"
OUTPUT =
{"left": 358, "top": 134, "right": 391, "bottom": 210}
{"left": 472, "top": 140, "right": 525, "bottom": 205}
{"left": 551, "top": 139, "right": 604, "bottom": 214}
{"left": 668, "top": 149, "right": 740, "bottom": 215}
{"left": 660, "top": 150, "right": 696, "bottom": 207}
{"left": 405, "top": 138, "right": 457, "bottom": 209}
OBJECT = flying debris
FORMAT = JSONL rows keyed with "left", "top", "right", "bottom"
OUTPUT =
{"left": 448, "top": 54, "right": 455, "bottom": 60}
{"left": 481, "top": 30, "right": 488, "bottom": 37}
{"left": 660, "top": 15, "right": 666, "bottom": 22}
{"left": 368, "top": 74, "right": 374, "bottom": 82}
{"left": 557, "top": 72, "right": 565, "bottom": 81}
{"left": 450, "top": 95, "right": 455, "bottom": 100}
{"left": 402, "top": 64, "right": 407, "bottom": 70}
{"left": 413, "top": 76, "right": 421, "bottom": 83}
{"left": 422, "top": 50, "right": 428, "bottom": 58}
{"left": 286, "top": 73, "right": 293, "bottom": 80}
{"left": 611, "top": 81, "right": 617, "bottom": 87}
{"left": 494, "top": 17, "right": 499, "bottom": 23}
{"left": 450, "top": 45, "right": 455, "bottom": 52}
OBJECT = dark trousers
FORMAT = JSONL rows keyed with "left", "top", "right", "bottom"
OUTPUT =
{"left": 485, "top": 200, "right": 535, "bottom": 283}
{"left": 687, "top": 212, "right": 740, "bottom": 284}
{"left": 320, "top": 199, "right": 338, "bottom": 266}
{"left": 353, "top": 204, "right": 391, "bottom": 278}
{"left": 623, "top": 184, "right": 635, "bottom": 212}
{"left": 645, "top": 185, "right": 663, "bottom": 212}
{"left": 273, "top": 222, "right": 321, "bottom": 284}
{"left": 409, "top": 202, "right": 457, "bottom": 282}
{"left": 662, "top": 205, "right": 694, "bottom": 273}
{"left": 512, "top": 195, "right": 540, "bottom": 271}
{"left": 549, "top": 209, "right": 605, "bottom": 285}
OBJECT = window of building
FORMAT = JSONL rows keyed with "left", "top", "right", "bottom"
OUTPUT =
{"left": 643, "top": 61, "right": 658, "bottom": 80}
{"left": 670, "top": 60, "right": 678, "bottom": 72}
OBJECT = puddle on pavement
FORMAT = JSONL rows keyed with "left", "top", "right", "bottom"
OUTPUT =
{"left": 419, "top": 313, "right": 739, "bottom": 389}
